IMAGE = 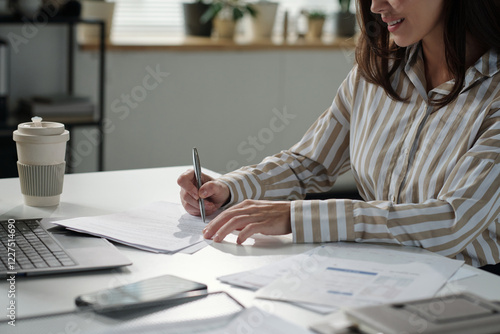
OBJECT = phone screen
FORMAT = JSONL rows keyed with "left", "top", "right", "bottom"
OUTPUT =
{"left": 75, "top": 274, "right": 207, "bottom": 311}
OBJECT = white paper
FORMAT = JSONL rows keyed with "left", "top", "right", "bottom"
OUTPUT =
{"left": 55, "top": 201, "right": 211, "bottom": 253}
{"left": 204, "top": 307, "right": 315, "bottom": 334}
{"left": 448, "top": 266, "right": 478, "bottom": 282}
{"left": 256, "top": 255, "right": 463, "bottom": 309}
{"left": 219, "top": 243, "right": 463, "bottom": 310}
{"left": 178, "top": 239, "right": 213, "bottom": 254}
{"left": 219, "top": 243, "right": 463, "bottom": 290}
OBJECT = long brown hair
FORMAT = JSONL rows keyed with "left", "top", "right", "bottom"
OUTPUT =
{"left": 355, "top": 0, "right": 500, "bottom": 108}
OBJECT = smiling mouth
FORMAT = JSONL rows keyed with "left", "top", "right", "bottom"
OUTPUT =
{"left": 387, "top": 18, "right": 405, "bottom": 26}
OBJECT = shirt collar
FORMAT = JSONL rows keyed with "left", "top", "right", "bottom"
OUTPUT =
{"left": 404, "top": 43, "right": 429, "bottom": 100}
{"left": 463, "top": 47, "right": 500, "bottom": 90}
{"left": 404, "top": 43, "right": 500, "bottom": 97}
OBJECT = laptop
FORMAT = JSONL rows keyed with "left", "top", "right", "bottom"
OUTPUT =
{"left": 0, "top": 218, "right": 132, "bottom": 276}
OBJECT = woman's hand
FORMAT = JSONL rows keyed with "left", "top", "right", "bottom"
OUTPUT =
{"left": 177, "top": 169, "right": 230, "bottom": 216}
{"left": 202, "top": 199, "right": 292, "bottom": 244}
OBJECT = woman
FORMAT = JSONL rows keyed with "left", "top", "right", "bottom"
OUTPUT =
{"left": 178, "top": 0, "right": 500, "bottom": 271}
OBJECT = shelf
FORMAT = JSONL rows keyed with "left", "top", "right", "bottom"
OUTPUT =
{"left": 0, "top": 16, "right": 106, "bottom": 173}
{"left": 81, "top": 34, "right": 358, "bottom": 52}
{"left": 0, "top": 15, "right": 102, "bottom": 25}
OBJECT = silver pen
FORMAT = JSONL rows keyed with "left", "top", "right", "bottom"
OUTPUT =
{"left": 192, "top": 147, "right": 206, "bottom": 223}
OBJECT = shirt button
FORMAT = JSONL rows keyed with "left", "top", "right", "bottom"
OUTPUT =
{"left": 391, "top": 195, "right": 396, "bottom": 202}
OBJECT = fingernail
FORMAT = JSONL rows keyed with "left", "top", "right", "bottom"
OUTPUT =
{"left": 213, "top": 233, "right": 220, "bottom": 242}
{"left": 200, "top": 190, "right": 207, "bottom": 197}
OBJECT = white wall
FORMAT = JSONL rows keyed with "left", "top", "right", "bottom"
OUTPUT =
{"left": 74, "top": 48, "right": 355, "bottom": 175}
{"left": 2, "top": 23, "right": 355, "bottom": 184}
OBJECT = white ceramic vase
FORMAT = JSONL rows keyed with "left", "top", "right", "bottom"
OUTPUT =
{"left": 250, "top": 1, "right": 278, "bottom": 41}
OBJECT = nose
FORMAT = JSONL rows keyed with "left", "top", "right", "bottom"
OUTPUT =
{"left": 371, "top": 0, "right": 388, "bottom": 14}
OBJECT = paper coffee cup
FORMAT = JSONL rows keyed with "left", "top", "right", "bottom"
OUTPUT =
{"left": 13, "top": 117, "right": 70, "bottom": 207}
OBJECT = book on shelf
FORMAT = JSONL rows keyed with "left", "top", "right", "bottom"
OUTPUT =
{"left": 32, "top": 94, "right": 92, "bottom": 105}
{"left": 18, "top": 95, "right": 96, "bottom": 123}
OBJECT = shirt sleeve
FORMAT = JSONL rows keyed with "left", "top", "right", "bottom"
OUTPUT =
{"left": 216, "top": 67, "right": 356, "bottom": 207}
{"left": 292, "top": 104, "right": 500, "bottom": 266}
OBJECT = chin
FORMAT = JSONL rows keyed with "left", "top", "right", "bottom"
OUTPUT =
{"left": 392, "top": 37, "right": 417, "bottom": 48}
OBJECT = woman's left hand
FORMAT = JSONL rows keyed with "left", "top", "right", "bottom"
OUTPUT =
{"left": 202, "top": 199, "right": 292, "bottom": 244}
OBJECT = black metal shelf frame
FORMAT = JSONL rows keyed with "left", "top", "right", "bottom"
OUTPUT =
{"left": 0, "top": 16, "right": 106, "bottom": 172}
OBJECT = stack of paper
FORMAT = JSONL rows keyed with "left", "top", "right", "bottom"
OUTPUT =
{"left": 218, "top": 243, "right": 465, "bottom": 313}
{"left": 55, "top": 201, "right": 211, "bottom": 254}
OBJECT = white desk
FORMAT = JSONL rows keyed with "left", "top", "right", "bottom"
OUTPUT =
{"left": 1, "top": 166, "right": 500, "bottom": 332}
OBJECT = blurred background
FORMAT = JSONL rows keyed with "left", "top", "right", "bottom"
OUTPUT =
{"left": 0, "top": 0, "right": 357, "bottom": 195}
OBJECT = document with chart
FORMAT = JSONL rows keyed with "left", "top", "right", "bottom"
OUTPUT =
{"left": 254, "top": 246, "right": 464, "bottom": 309}
{"left": 219, "top": 243, "right": 464, "bottom": 310}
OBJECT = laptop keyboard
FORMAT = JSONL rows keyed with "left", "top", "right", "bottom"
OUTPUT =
{"left": 0, "top": 219, "right": 76, "bottom": 272}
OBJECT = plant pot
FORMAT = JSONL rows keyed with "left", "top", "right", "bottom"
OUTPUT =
{"left": 306, "top": 18, "right": 325, "bottom": 41}
{"left": 333, "top": 11, "right": 356, "bottom": 37}
{"left": 182, "top": 2, "right": 213, "bottom": 37}
{"left": 78, "top": 1, "right": 115, "bottom": 43}
{"left": 213, "top": 17, "right": 235, "bottom": 39}
{"left": 250, "top": 1, "right": 278, "bottom": 41}
{"left": 11, "top": 0, "right": 42, "bottom": 17}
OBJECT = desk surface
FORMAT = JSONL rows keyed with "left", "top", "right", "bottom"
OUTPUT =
{"left": 1, "top": 166, "right": 500, "bottom": 331}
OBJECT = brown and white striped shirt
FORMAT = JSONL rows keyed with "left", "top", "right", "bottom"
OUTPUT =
{"left": 218, "top": 43, "right": 500, "bottom": 267}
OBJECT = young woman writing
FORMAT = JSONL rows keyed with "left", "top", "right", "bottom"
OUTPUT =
{"left": 178, "top": 0, "right": 500, "bottom": 271}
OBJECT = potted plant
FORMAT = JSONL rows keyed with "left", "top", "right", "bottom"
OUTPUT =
{"left": 250, "top": 0, "right": 278, "bottom": 41}
{"left": 201, "top": 0, "right": 257, "bottom": 39}
{"left": 79, "top": 0, "right": 115, "bottom": 42}
{"left": 303, "top": 10, "right": 327, "bottom": 41}
{"left": 334, "top": 0, "right": 356, "bottom": 37}
{"left": 183, "top": 0, "right": 213, "bottom": 37}
{"left": 8, "top": 0, "right": 42, "bottom": 16}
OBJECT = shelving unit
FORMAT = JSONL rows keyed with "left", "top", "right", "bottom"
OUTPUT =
{"left": 0, "top": 15, "right": 106, "bottom": 176}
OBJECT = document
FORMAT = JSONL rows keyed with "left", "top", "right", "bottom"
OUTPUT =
{"left": 55, "top": 201, "right": 211, "bottom": 254}
{"left": 219, "top": 243, "right": 464, "bottom": 310}
{"left": 256, "top": 257, "right": 460, "bottom": 309}
{"left": 219, "top": 243, "right": 463, "bottom": 290}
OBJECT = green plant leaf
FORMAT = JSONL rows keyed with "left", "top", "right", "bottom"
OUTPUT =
{"left": 246, "top": 5, "right": 257, "bottom": 18}
{"left": 233, "top": 7, "right": 244, "bottom": 21}
{"left": 338, "top": 0, "right": 351, "bottom": 13}
{"left": 200, "top": 2, "right": 223, "bottom": 23}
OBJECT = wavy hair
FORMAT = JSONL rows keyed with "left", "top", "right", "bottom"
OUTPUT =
{"left": 355, "top": 0, "right": 500, "bottom": 108}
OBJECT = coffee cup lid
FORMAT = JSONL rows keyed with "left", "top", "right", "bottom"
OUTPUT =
{"left": 13, "top": 117, "right": 70, "bottom": 143}
{"left": 16, "top": 117, "right": 66, "bottom": 135}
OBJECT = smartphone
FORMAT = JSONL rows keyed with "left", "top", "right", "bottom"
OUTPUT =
{"left": 344, "top": 292, "right": 500, "bottom": 334}
{"left": 75, "top": 274, "right": 207, "bottom": 312}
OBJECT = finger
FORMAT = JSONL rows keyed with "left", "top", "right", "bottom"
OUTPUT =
{"left": 204, "top": 201, "right": 218, "bottom": 216}
{"left": 177, "top": 170, "right": 199, "bottom": 198}
{"left": 185, "top": 203, "right": 200, "bottom": 216}
{"left": 236, "top": 222, "right": 266, "bottom": 244}
{"left": 182, "top": 190, "right": 219, "bottom": 217}
{"left": 204, "top": 202, "right": 260, "bottom": 240}
{"left": 203, "top": 205, "right": 249, "bottom": 239}
{"left": 201, "top": 172, "right": 213, "bottom": 184}
{"left": 212, "top": 214, "right": 257, "bottom": 242}
{"left": 180, "top": 188, "right": 200, "bottom": 208}
{"left": 199, "top": 181, "right": 221, "bottom": 199}
{"left": 236, "top": 220, "right": 283, "bottom": 244}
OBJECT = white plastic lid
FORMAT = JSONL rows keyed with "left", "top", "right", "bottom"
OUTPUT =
{"left": 13, "top": 117, "right": 70, "bottom": 144}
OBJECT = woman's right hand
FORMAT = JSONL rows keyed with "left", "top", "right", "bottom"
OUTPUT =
{"left": 177, "top": 169, "right": 230, "bottom": 217}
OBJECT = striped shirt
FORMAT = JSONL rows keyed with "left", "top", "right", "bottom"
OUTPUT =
{"left": 218, "top": 43, "right": 500, "bottom": 267}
